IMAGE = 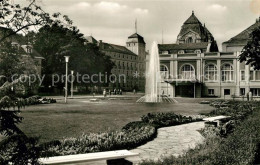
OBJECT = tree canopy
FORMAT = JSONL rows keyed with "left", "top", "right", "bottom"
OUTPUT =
{"left": 239, "top": 26, "right": 260, "bottom": 69}
{"left": 33, "top": 24, "right": 114, "bottom": 91}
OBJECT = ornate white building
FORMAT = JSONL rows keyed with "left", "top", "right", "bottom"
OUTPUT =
{"left": 158, "top": 12, "right": 260, "bottom": 98}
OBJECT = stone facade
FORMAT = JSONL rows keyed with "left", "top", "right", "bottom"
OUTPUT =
{"left": 158, "top": 12, "right": 260, "bottom": 98}
{"left": 86, "top": 33, "right": 146, "bottom": 91}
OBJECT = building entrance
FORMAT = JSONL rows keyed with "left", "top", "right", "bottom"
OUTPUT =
{"left": 175, "top": 85, "right": 194, "bottom": 97}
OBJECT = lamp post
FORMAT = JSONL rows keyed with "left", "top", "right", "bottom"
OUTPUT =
{"left": 71, "top": 70, "right": 74, "bottom": 98}
{"left": 64, "top": 56, "right": 70, "bottom": 103}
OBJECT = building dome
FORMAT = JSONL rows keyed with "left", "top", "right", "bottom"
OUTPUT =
{"left": 177, "top": 11, "right": 214, "bottom": 44}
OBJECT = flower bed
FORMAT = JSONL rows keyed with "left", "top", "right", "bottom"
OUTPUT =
{"left": 41, "top": 123, "right": 156, "bottom": 156}
{"left": 41, "top": 112, "right": 200, "bottom": 157}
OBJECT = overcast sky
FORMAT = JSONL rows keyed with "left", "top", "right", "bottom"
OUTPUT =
{"left": 18, "top": 0, "right": 260, "bottom": 51}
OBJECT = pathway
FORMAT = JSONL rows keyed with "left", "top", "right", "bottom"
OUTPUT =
{"left": 127, "top": 122, "right": 205, "bottom": 164}
{"left": 80, "top": 122, "right": 205, "bottom": 165}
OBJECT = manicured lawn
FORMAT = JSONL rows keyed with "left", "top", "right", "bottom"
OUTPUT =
{"left": 17, "top": 98, "right": 213, "bottom": 143}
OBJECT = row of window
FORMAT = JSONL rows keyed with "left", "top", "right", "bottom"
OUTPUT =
{"left": 208, "top": 88, "right": 260, "bottom": 97}
{"left": 160, "top": 63, "right": 235, "bottom": 81}
{"left": 161, "top": 49, "right": 201, "bottom": 55}
{"left": 114, "top": 61, "right": 145, "bottom": 70}
{"left": 107, "top": 52, "right": 137, "bottom": 60}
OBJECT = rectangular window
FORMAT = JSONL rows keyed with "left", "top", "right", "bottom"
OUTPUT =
{"left": 240, "top": 70, "right": 245, "bottom": 81}
{"left": 250, "top": 71, "right": 254, "bottom": 80}
{"left": 208, "top": 89, "right": 214, "bottom": 95}
{"left": 256, "top": 71, "right": 260, "bottom": 80}
{"left": 250, "top": 88, "right": 260, "bottom": 96}
{"left": 240, "top": 88, "right": 245, "bottom": 96}
{"left": 224, "top": 89, "right": 230, "bottom": 95}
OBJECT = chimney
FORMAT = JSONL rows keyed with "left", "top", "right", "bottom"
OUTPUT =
{"left": 99, "top": 40, "right": 104, "bottom": 49}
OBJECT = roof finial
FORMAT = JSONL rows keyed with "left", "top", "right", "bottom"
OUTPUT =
{"left": 192, "top": 10, "right": 194, "bottom": 15}
{"left": 135, "top": 18, "right": 137, "bottom": 33}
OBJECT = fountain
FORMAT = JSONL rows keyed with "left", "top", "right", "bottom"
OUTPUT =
{"left": 137, "top": 41, "right": 176, "bottom": 103}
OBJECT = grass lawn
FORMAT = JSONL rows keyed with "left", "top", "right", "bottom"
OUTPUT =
{"left": 17, "top": 98, "right": 213, "bottom": 143}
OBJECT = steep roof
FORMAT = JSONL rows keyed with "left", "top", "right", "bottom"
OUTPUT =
{"left": 184, "top": 11, "right": 202, "bottom": 24}
{"left": 20, "top": 45, "right": 43, "bottom": 58}
{"left": 85, "top": 36, "right": 98, "bottom": 44}
{"left": 223, "top": 20, "right": 260, "bottom": 45}
{"left": 127, "top": 33, "right": 146, "bottom": 44}
{"left": 178, "top": 11, "right": 214, "bottom": 42}
{"left": 101, "top": 42, "right": 137, "bottom": 56}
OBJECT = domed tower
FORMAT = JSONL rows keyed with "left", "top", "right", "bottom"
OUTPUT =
{"left": 176, "top": 11, "right": 218, "bottom": 51}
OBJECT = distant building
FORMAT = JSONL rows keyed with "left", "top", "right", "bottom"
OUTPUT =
{"left": 0, "top": 27, "right": 44, "bottom": 94}
{"left": 158, "top": 11, "right": 260, "bottom": 98}
{"left": 222, "top": 18, "right": 260, "bottom": 52}
{"left": 86, "top": 33, "right": 146, "bottom": 91}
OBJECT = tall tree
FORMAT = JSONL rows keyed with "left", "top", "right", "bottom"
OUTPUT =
{"left": 0, "top": 0, "right": 78, "bottom": 164}
{"left": 239, "top": 26, "right": 260, "bottom": 69}
{"left": 0, "top": 0, "right": 74, "bottom": 43}
{"left": 33, "top": 24, "right": 114, "bottom": 92}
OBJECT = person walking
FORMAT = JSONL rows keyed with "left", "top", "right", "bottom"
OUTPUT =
{"left": 249, "top": 91, "right": 253, "bottom": 101}
{"left": 103, "top": 89, "right": 107, "bottom": 97}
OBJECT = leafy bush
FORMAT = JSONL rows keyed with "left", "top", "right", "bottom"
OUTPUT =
{"left": 141, "top": 112, "right": 202, "bottom": 128}
{"left": 208, "top": 100, "right": 257, "bottom": 120}
{"left": 41, "top": 123, "right": 156, "bottom": 156}
{"left": 141, "top": 102, "right": 260, "bottom": 165}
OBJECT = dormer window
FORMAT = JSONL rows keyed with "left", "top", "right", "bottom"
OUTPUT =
{"left": 186, "top": 37, "right": 193, "bottom": 43}
{"left": 27, "top": 46, "right": 32, "bottom": 54}
{"left": 162, "top": 51, "right": 168, "bottom": 54}
{"left": 178, "top": 50, "right": 185, "bottom": 54}
{"left": 194, "top": 49, "right": 201, "bottom": 54}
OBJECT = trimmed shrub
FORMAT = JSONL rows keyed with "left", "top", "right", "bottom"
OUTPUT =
{"left": 141, "top": 112, "right": 201, "bottom": 128}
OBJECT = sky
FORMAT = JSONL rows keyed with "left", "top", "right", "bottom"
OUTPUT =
{"left": 17, "top": 0, "right": 260, "bottom": 51}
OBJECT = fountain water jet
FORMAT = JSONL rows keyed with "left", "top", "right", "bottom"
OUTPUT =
{"left": 136, "top": 41, "right": 177, "bottom": 103}
{"left": 145, "top": 41, "right": 161, "bottom": 102}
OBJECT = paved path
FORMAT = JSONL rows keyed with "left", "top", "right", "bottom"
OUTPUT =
{"left": 79, "top": 122, "right": 205, "bottom": 165}
{"left": 128, "top": 122, "right": 205, "bottom": 164}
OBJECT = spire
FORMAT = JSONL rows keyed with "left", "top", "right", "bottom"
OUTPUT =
{"left": 135, "top": 19, "right": 137, "bottom": 33}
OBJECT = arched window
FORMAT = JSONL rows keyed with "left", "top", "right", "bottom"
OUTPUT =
{"left": 160, "top": 64, "right": 169, "bottom": 79}
{"left": 205, "top": 64, "right": 217, "bottom": 81}
{"left": 221, "top": 63, "right": 234, "bottom": 81}
{"left": 180, "top": 64, "right": 195, "bottom": 79}
{"left": 178, "top": 50, "right": 185, "bottom": 54}
{"left": 195, "top": 49, "right": 201, "bottom": 54}
{"left": 186, "top": 37, "right": 193, "bottom": 43}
